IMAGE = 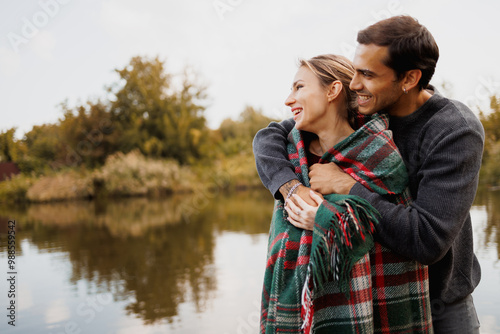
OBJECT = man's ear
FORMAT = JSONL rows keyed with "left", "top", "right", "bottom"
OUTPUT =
{"left": 327, "top": 80, "right": 343, "bottom": 102}
{"left": 402, "top": 69, "right": 422, "bottom": 92}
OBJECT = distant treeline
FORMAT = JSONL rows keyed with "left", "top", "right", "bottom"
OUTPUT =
{"left": 1, "top": 55, "right": 499, "bottom": 203}
{"left": 0, "top": 56, "right": 278, "bottom": 202}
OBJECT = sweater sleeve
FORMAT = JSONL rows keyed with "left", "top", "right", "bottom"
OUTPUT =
{"left": 350, "top": 123, "right": 484, "bottom": 265}
{"left": 252, "top": 118, "right": 298, "bottom": 199}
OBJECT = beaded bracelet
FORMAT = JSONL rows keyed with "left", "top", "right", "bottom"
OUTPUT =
{"left": 285, "top": 183, "right": 301, "bottom": 203}
{"left": 283, "top": 183, "right": 300, "bottom": 218}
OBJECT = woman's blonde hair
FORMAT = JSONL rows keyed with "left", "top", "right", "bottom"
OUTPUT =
{"left": 299, "top": 54, "right": 358, "bottom": 123}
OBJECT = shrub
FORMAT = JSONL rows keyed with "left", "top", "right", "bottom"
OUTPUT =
{"left": 26, "top": 170, "right": 93, "bottom": 202}
{"left": 0, "top": 174, "right": 35, "bottom": 203}
{"left": 93, "top": 150, "right": 195, "bottom": 197}
{"left": 211, "top": 153, "right": 263, "bottom": 190}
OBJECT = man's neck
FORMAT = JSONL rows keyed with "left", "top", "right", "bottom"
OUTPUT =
{"left": 390, "top": 89, "right": 433, "bottom": 118}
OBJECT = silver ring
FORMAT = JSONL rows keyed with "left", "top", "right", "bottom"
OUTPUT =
{"left": 296, "top": 209, "right": 302, "bottom": 216}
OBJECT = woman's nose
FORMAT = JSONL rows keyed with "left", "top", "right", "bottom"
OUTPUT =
{"left": 285, "top": 93, "right": 295, "bottom": 106}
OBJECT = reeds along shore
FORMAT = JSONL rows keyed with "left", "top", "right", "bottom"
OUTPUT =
{"left": 0, "top": 150, "right": 264, "bottom": 204}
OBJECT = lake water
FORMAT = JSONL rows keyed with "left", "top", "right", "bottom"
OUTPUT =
{"left": 0, "top": 188, "right": 499, "bottom": 333}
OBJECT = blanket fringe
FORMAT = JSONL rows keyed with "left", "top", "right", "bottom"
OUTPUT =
{"left": 301, "top": 196, "right": 379, "bottom": 331}
{"left": 313, "top": 197, "right": 378, "bottom": 295}
{"left": 301, "top": 270, "right": 313, "bottom": 334}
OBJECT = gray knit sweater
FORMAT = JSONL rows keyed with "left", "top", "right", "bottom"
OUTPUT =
{"left": 252, "top": 92, "right": 484, "bottom": 303}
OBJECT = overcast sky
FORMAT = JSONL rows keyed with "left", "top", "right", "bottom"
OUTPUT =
{"left": 1, "top": 0, "right": 500, "bottom": 138}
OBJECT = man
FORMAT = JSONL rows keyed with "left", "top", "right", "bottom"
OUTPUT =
{"left": 253, "top": 15, "right": 483, "bottom": 333}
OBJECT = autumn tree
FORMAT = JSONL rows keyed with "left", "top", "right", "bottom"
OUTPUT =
{"left": 21, "top": 123, "right": 63, "bottom": 172}
{"left": 0, "top": 128, "right": 23, "bottom": 162}
{"left": 57, "top": 101, "right": 118, "bottom": 168}
{"left": 109, "top": 56, "right": 208, "bottom": 164}
{"left": 217, "top": 106, "right": 277, "bottom": 156}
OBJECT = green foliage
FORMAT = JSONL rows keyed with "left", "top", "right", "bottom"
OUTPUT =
{"left": 479, "top": 94, "right": 500, "bottom": 186}
{"left": 203, "top": 106, "right": 278, "bottom": 190}
{"left": 479, "top": 95, "right": 500, "bottom": 146}
{"left": 480, "top": 141, "right": 500, "bottom": 186}
{"left": 15, "top": 55, "right": 211, "bottom": 172}
{"left": 217, "top": 106, "right": 277, "bottom": 156}
{"left": 1, "top": 55, "right": 279, "bottom": 201}
{"left": 0, "top": 128, "right": 25, "bottom": 162}
{"left": 0, "top": 173, "right": 35, "bottom": 203}
{"left": 212, "top": 153, "right": 264, "bottom": 190}
{"left": 109, "top": 57, "right": 208, "bottom": 164}
{"left": 24, "top": 124, "right": 60, "bottom": 161}
{"left": 57, "top": 101, "right": 119, "bottom": 168}
{"left": 22, "top": 123, "right": 63, "bottom": 173}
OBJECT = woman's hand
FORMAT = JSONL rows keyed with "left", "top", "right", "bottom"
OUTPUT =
{"left": 285, "top": 190, "right": 324, "bottom": 231}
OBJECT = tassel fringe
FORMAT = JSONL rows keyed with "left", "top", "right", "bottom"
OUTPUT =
{"left": 301, "top": 196, "right": 380, "bottom": 331}
{"left": 313, "top": 197, "right": 379, "bottom": 294}
{"left": 301, "top": 270, "right": 313, "bottom": 334}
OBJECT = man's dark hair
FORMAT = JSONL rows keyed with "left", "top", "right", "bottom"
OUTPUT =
{"left": 357, "top": 15, "right": 439, "bottom": 90}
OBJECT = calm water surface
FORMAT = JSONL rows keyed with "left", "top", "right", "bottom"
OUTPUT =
{"left": 0, "top": 189, "right": 499, "bottom": 333}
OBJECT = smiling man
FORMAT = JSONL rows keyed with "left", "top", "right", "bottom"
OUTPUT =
{"left": 349, "top": 43, "right": 433, "bottom": 118}
{"left": 253, "top": 15, "right": 484, "bottom": 333}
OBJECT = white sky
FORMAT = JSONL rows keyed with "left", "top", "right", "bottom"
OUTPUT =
{"left": 1, "top": 0, "right": 500, "bottom": 138}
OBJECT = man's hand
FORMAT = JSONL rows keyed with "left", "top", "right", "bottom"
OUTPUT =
{"left": 279, "top": 180, "right": 323, "bottom": 206}
{"left": 309, "top": 162, "right": 356, "bottom": 195}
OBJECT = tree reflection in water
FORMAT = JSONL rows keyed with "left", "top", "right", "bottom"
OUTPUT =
{"left": 0, "top": 189, "right": 274, "bottom": 325}
{"left": 474, "top": 188, "right": 500, "bottom": 259}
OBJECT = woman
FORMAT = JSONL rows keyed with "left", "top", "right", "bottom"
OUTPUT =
{"left": 259, "top": 55, "right": 433, "bottom": 333}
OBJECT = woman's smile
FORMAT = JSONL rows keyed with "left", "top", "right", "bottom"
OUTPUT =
{"left": 291, "top": 107, "right": 303, "bottom": 120}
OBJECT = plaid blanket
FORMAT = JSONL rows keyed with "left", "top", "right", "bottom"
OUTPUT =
{"left": 260, "top": 113, "right": 433, "bottom": 333}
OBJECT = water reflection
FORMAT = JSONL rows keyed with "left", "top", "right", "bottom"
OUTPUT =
{"left": 474, "top": 188, "right": 500, "bottom": 259}
{"left": 2, "top": 188, "right": 497, "bottom": 332}
{"left": 0, "top": 189, "right": 274, "bottom": 330}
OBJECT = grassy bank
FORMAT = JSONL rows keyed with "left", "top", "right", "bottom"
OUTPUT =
{"left": 0, "top": 150, "right": 264, "bottom": 203}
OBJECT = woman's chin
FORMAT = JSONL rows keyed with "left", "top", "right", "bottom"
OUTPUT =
{"left": 295, "top": 122, "right": 309, "bottom": 132}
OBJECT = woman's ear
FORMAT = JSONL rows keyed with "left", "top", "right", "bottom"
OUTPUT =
{"left": 327, "top": 81, "right": 343, "bottom": 102}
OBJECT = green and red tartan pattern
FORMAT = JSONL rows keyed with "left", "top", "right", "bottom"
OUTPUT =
{"left": 259, "top": 113, "right": 433, "bottom": 333}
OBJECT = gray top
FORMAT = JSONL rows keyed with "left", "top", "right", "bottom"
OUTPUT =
{"left": 252, "top": 91, "right": 484, "bottom": 303}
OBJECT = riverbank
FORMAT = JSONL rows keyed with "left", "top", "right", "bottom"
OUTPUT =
{"left": 0, "top": 150, "right": 263, "bottom": 203}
